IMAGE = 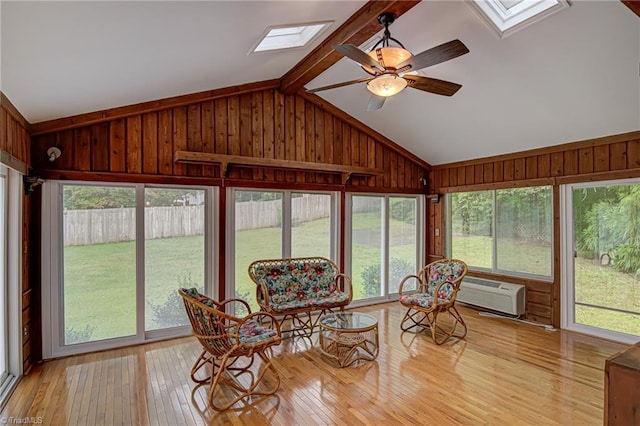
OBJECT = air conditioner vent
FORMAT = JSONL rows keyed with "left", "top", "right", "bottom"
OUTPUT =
{"left": 458, "top": 277, "right": 525, "bottom": 316}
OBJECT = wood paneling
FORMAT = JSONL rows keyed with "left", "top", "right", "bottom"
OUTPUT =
{"left": 1, "top": 93, "right": 34, "bottom": 373}
{"left": 429, "top": 131, "right": 640, "bottom": 327}
{"left": 0, "top": 94, "right": 30, "bottom": 171}
{"left": 31, "top": 89, "right": 428, "bottom": 191}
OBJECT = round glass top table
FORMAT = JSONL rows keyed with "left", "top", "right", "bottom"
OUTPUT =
{"left": 318, "top": 312, "right": 379, "bottom": 367}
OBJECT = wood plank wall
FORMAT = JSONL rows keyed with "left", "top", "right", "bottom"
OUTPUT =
{"left": 0, "top": 93, "right": 34, "bottom": 373}
{"left": 0, "top": 93, "right": 30, "bottom": 172}
{"left": 27, "top": 82, "right": 429, "bottom": 363}
{"left": 427, "top": 130, "right": 640, "bottom": 326}
{"left": 30, "top": 88, "right": 428, "bottom": 192}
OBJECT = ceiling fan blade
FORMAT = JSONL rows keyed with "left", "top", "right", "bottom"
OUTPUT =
{"left": 306, "top": 77, "right": 373, "bottom": 93}
{"left": 396, "top": 40, "right": 469, "bottom": 73}
{"left": 334, "top": 44, "right": 385, "bottom": 73}
{"left": 367, "top": 95, "right": 386, "bottom": 111}
{"left": 403, "top": 75, "right": 462, "bottom": 96}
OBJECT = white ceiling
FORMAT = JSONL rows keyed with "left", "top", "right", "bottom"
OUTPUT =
{"left": 2, "top": 1, "right": 639, "bottom": 166}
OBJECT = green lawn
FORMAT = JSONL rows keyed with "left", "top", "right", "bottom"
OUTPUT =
{"left": 63, "top": 221, "right": 640, "bottom": 344}
{"left": 452, "top": 234, "right": 552, "bottom": 276}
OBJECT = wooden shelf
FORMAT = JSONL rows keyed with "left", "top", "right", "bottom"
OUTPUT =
{"left": 174, "top": 151, "right": 384, "bottom": 184}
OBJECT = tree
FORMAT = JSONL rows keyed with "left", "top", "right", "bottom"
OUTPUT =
{"left": 63, "top": 186, "right": 201, "bottom": 210}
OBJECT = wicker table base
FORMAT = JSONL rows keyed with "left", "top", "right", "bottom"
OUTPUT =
{"left": 319, "top": 312, "right": 379, "bottom": 367}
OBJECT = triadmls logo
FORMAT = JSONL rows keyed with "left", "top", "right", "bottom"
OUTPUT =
{"left": 0, "top": 417, "right": 44, "bottom": 425}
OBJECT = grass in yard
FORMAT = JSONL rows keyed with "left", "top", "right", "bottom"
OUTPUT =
{"left": 452, "top": 234, "right": 552, "bottom": 276}
{"left": 63, "top": 220, "right": 640, "bottom": 342}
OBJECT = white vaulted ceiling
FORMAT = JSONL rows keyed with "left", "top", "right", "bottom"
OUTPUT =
{"left": 2, "top": 1, "right": 639, "bottom": 165}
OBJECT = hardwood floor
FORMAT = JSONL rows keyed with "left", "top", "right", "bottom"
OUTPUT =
{"left": 1, "top": 303, "right": 627, "bottom": 425}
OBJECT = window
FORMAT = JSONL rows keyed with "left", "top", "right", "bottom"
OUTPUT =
{"left": 448, "top": 186, "right": 552, "bottom": 278}
{"left": 252, "top": 21, "right": 332, "bottom": 53}
{"left": 468, "top": 0, "right": 570, "bottom": 38}
{"left": 43, "top": 182, "right": 216, "bottom": 358}
{"left": 0, "top": 165, "right": 21, "bottom": 405}
{"left": 145, "top": 188, "right": 205, "bottom": 331}
{"left": 347, "top": 194, "right": 423, "bottom": 302}
{"left": 228, "top": 189, "right": 338, "bottom": 314}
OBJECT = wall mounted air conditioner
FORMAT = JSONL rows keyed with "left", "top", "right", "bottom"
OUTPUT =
{"left": 457, "top": 276, "right": 525, "bottom": 316}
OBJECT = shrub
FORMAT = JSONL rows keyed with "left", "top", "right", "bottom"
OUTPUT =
{"left": 611, "top": 244, "right": 640, "bottom": 276}
{"left": 65, "top": 325, "right": 95, "bottom": 345}
{"left": 360, "top": 258, "right": 415, "bottom": 297}
{"left": 152, "top": 273, "right": 199, "bottom": 329}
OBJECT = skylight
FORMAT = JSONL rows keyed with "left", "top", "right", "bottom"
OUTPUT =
{"left": 469, "top": 0, "right": 570, "bottom": 38}
{"left": 252, "top": 22, "right": 332, "bottom": 53}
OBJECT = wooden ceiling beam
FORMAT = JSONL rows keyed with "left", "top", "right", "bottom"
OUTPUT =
{"left": 621, "top": 0, "right": 640, "bottom": 17}
{"left": 279, "top": 0, "right": 421, "bottom": 95}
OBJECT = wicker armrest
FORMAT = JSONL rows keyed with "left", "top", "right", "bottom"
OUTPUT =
{"left": 431, "top": 281, "right": 455, "bottom": 308}
{"left": 398, "top": 274, "right": 422, "bottom": 296}
{"left": 255, "top": 282, "right": 272, "bottom": 311}
{"left": 218, "top": 298, "right": 252, "bottom": 315}
{"left": 336, "top": 273, "right": 353, "bottom": 300}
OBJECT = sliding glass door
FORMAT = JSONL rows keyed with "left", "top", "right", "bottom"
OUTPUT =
{"left": 144, "top": 188, "right": 205, "bottom": 331}
{"left": 229, "top": 189, "right": 338, "bottom": 314}
{"left": 44, "top": 182, "right": 215, "bottom": 357}
{"left": 62, "top": 185, "right": 137, "bottom": 344}
{"left": 563, "top": 179, "right": 640, "bottom": 342}
{"left": 347, "top": 194, "right": 423, "bottom": 303}
{"left": 0, "top": 167, "right": 7, "bottom": 381}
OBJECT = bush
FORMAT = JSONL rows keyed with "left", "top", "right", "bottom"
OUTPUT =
{"left": 611, "top": 244, "right": 640, "bottom": 276}
{"left": 360, "top": 258, "right": 415, "bottom": 297}
{"left": 65, "top": 325, "right": 95, "bottom": 345}
{"left": 151, "top": 273, "right": 199, "bottom": 329}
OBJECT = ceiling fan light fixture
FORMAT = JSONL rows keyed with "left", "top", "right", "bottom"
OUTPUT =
{"left": 366, "top": 74, "right": 407, "bottom": 97}
{"left": 362, "top": 47, "right": 413, "bottom": 75}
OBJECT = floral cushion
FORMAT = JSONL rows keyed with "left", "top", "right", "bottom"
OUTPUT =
{"left": 251, "top": 259, "right": 340, "bottom": 305}
{"left": 399, "top": 291, "right": 452, "bottom": 309}
{"left": 230, "top": 320, "right": 278, "bottom": 344}
{"left": 426, "top": 262, "right": 465, "bottom": 298}
{"left": 180, "top": 287, "right": 222, "bottom": 333}
{"left": 181, "top": 287, "right": 215, "bottom": 308}
{"left": 270, "top": 292, "right": 350, "bottom": 312}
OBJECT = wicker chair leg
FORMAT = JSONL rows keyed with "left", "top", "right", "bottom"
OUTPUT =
{"left": 432, "top": 307, "right": 467, "bottom": 345}
{"left": 449, "top": 306, "right": 468, "bottom": 339}
{"left": 400, "top": 308, "right": 429, "bottom": 332}
{"left": 207, "top": 351, "right": 281, "bottom": 411}
{"left": 191, "top": 350, "right": 214, "bottom": 384}
{"left": 208, "top": 353, "right": 236, "bottom": 411}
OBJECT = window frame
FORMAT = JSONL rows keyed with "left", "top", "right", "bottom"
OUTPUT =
{"left": 445, "top": 186, "right": 554, "bottom": 281}
{"left": 0, "top": 165, "right": 21, "bottom": 408}
{"left": 225, "top": 188, "right": 339, "bottom": 314}
{"left": 345, "top": 193, "right": 425, "bottom": 306}
{"left": 561, "top": 178, "right": 640, "bottom": 344}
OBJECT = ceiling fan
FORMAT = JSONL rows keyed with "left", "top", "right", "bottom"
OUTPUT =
{"left": 307, "top": 12, "right": 469, "bottom": 111}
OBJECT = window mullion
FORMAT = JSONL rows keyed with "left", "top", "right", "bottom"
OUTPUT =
{"left": 283, "top": 191, "right": 291, "bottom": 258}
{"left": 135, "top": 184, "right": 145, "bottom": 340}
{"left": 492, "top": 190, "right": 498, "bottom": 271}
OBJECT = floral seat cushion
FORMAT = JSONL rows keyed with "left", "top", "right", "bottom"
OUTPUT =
{"left": 269, "top": 292, "right": 350, "bottom": 312}
{"left": 427, "top": 262, "right": 466, "bottom": 295}
{"left": 230, "top": 320, "right": 278, "bottom": 344}
{"left": 252, "top": 259, "right": 342, "bottom": 306}
{"left": 180, "top": 287, "right": 222, "bottom": 333}
{"left": 399, "top": 292, "right": 452, "bottom": 309}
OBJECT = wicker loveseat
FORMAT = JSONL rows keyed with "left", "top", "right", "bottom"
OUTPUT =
{"left": 248, "top": 257, "right": 353, "bottom": 337}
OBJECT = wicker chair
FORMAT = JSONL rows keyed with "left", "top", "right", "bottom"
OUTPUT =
{"left": 398, "top": 259, "right": 468, "bottom": 345}
{"left": 178, "top": 288, "right": 282, "bottom": 411}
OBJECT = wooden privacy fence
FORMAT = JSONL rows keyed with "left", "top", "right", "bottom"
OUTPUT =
{"left": 63, "top": 195, "right": 332, "bottom": 246}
